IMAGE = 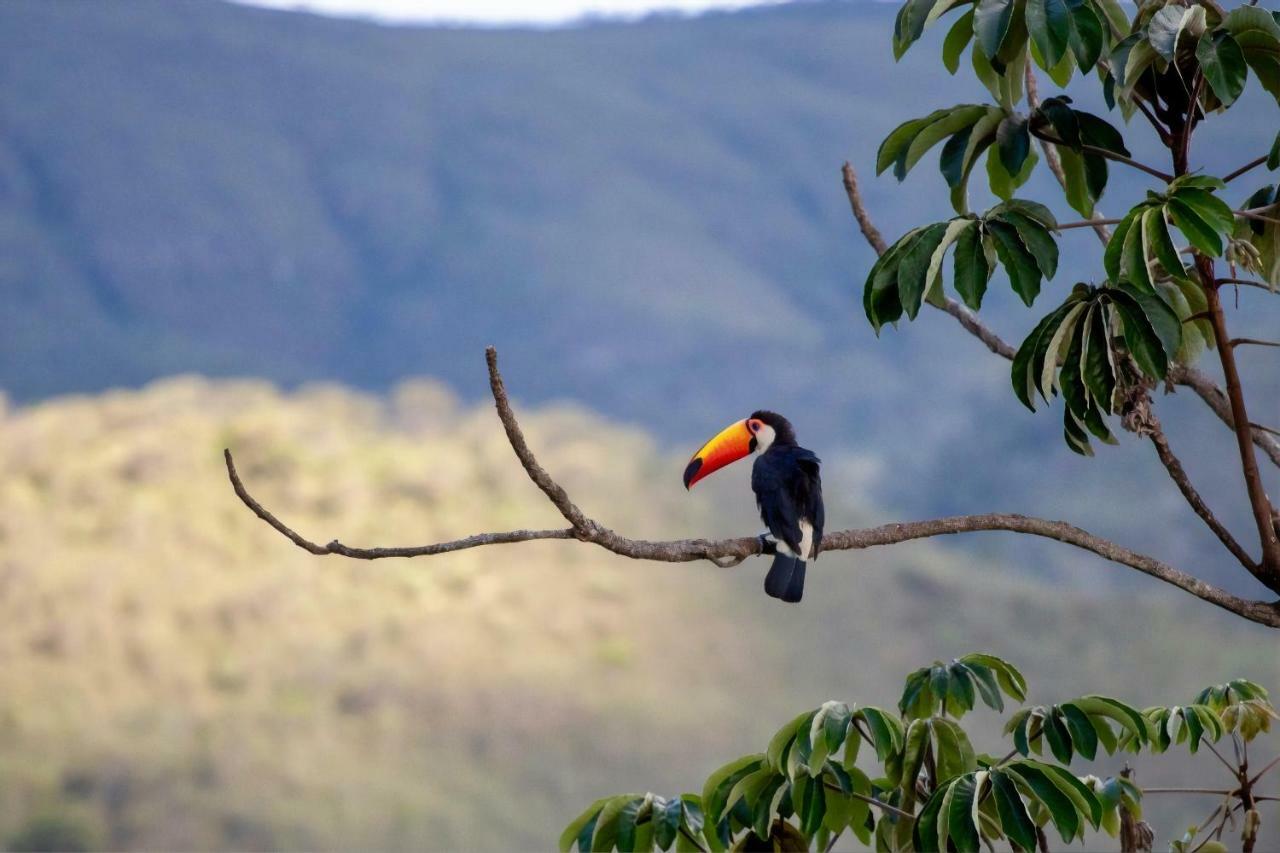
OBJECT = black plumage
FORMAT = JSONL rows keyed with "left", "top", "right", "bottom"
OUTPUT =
{"left": 748, "top": 411, "right": 823, "bottom": 603}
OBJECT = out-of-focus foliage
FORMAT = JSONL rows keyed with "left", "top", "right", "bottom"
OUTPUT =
{"left": 567, "top": 657, "right": 1276, "bottom": 852}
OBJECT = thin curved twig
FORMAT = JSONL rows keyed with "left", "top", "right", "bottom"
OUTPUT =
{"left": 224, "top": 348, "right": 1280, "bottom": 628}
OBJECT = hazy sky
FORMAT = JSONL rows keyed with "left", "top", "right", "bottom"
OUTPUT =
{"left": 238, "top": 0, "right": 782, "bottom": 25}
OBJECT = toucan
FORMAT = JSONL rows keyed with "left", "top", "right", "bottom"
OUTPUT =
{"left": 682, "top": 411, "right": 823, "bottom": 603}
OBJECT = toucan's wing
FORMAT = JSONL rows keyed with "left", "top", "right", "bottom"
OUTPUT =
{"left": 752, "top": 455, "right": 805, "bottom": 555}
{"left": 791, "top": 448, "right": 823, "bottom": 557}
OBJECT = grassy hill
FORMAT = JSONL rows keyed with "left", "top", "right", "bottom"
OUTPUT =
{"left": 0, "top": 381, "right": 1273, "bottom": 849}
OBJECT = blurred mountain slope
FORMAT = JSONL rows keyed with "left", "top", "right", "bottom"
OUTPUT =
{"left": 0, "top": 380, "right": 1273, "bottom": 848}
{"left": 0, "top": 0, "right": 1276, "bottom": 587}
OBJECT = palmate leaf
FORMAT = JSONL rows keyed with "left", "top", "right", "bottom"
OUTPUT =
{"left": 880, "top": 103, "right": 1047, "bottom": 210}
{"left": 1011, "top": 282, "right": 1181, "bottom": 453}
{"left": 1105, "top": 177, "right": 1235, "bottom": 288}
{"left": 562, "top": 794, "right": 709, "bottom": 853}
{"left": 1132, "top": 705, "right": 1227, "bottom": 754}
{"left": 1198, "top": 30, "right": 1248, "bottom": 107}
{"left": 1030, "top": 96, "right": 1128, "bottom": 216}
{"left": 1224, "top": 5, "right": 1280, "bottom": 105}
{"left": 915, "top": 763, "right": 1101, "bottom": 852}
{"left": 1005, "top": 696, "right": 1150, "bottom": 764}
{"left": 890, "top": 0, "right": 1119, "bottom": 87}
{"left": 899, "top": 654, "right": 1027, "bottom": 720}
{"left": 863, "top": 199, "right": 1059, "bottom": 331}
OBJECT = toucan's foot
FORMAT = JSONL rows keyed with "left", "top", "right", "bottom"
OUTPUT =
{"left": 757, "top": 534, "right": 777, "bottom": 555}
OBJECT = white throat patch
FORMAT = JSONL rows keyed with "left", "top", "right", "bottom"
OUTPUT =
{"left": 754, "top": 424, "right": 776, "bottom": 453}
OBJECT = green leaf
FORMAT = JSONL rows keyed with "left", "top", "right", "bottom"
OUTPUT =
{"left": 1148, "top": 5, "right": 1193, "bottom": 61}
{"left": 1110, "top": 291, "right": 1168, "bottom": 380}
{"left": 877, "top": 110, "right": 946, "bottom": 175}
{"left": 1027, "top": 0, "right": 1071, "bottom": 68}
{"left": 702, "top": 755, "right": 764, "bottom": 826}
{"left": 823, "top": 703, "right": 853, "bottom": 755}
{"left": 997, "top": 114, "right": 1032, "bottom": 175}
{"left": 767, "top": 712, "right": 808, "bottom": 772}
{"left": 1143, "top": 206, "right": 1184, "bottom": 278}
{"left": 1197, "top": 31, "right": 1248, "bottom": 107}
{"left": 594, "top": 795, "right": 644, "bottom": 853}
{"left": 1167, "top": 196, "right": 1225, "bottom": 256}
{"left": 901, "top": 719, "right": 931, "bottom": 794}
{"left": 1005, "top": 762, "right": 1080, "bottom": 842}
{"left": 1120, "top": 212, "right": 1154, "bottom": 292}
{"left": 989, "top": 219, "right": 1043, "bottom": 305}
{"left": 1269, "top": 130, "right": 1280, "bottom": 170}
{"left": 1057, "top": 147, "right": 1094, "bottom": 216}
{"left": 913, "top": 781, "right": 947, "bottom": 851}
{"left": 974, "top": 0, "right": 1016, "bottom": 59}
{"left": 563, "top": 799, "right": 610, "bottom": 853}
{"left": 1071, "top": 696, "right": 1152, "bottom": 745}
{"left": 953, "top": 221, "right": 991, "bottom": 309}
{"left": 1001, "top": 211, "right": 1059, "bottom": 278}
{"left": 946, "top": 774, "right": 982, "bottom": 852}
{"left": 1039, "top": 301, "right": 1087, "bottom": 400}
{"left": 933, "top": 718, "right": 978, "bottom": 782}
{"left": 1066, "top": 0, "right": 1104, "bottom": 71}
{"left": 943, "top": 9, "right": 976, "bottom": 73}
{"left": 1079, "top": 303, "right": 1116, "bottom": 410}
{"left": 902, "top": 105, "right": 993, "bottom": 178}
{"left": 1116, "top": 280, "right": 1181, "bottom": 363}
{"left": 1104, "top": 210, "right": 1138, "bottom": 281}
{"left": 993, "top": 771, "right": 1038, "bottom": 852}
{"left": 863, "top": 228, "right": 917, "bottom": 331}
{"left": 1043, "top": 708, "right": 1075, "bottom": 764}
{"left": 959, "top": 653, "right": 1028, "bottom": 701}
{"left": 1061, "top": 702, "right": 1100, "bottom": 760}
{"left": 655, "top": 797, "right": 683, "bottom": 851}
{"left": 965, "top": 662, "right": 1005, "bottom": 712}
{"left": 1225, "top": 5, "right": 1280, "bottom": 104}
{"left": 1012, "top": 307, "right": 1071, "bottom": 410}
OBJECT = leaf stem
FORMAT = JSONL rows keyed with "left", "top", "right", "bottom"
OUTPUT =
{"left": 1029, "top": 127, "right": 1174, "bottom": 182}
{"left": 1055, "top": 218, "right": 1125, "bottom": 230}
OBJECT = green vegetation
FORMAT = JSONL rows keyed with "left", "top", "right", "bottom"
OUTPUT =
{"left": 0, "top": 379, "right": 1273, "bottom": 848}
{"left": 565, "top": 657, "right": 1275, "bottom": 852}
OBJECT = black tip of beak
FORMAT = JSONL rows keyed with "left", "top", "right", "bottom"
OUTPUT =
{"left": 682, "top": 457, "right": 702, "bottom": 490}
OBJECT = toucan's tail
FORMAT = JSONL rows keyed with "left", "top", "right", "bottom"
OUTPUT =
{"left": 764, "top": 554, "right": 806, "bottom": 603}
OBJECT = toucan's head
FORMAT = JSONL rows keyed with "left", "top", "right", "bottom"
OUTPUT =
{"left": 682, "top": 410, "right": 796, "bottom": 489}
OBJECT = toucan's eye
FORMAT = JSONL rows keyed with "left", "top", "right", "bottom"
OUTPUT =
{"left": 749, "top": 421, "right": 759, "bottom": 432}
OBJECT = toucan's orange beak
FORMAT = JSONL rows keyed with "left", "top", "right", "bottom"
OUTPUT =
{"left": 683, "top": 419, "right": 755, "bottom": 489}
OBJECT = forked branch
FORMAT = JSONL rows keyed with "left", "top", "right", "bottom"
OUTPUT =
{"left": 224, "top": 347, "right": 1280, "bottom": 627}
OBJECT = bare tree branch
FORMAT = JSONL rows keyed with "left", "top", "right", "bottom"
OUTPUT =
{"left": 841, "top": 161, "right": 887, "bottom": 255}
{"left": 1202, "top": 271, "right": 1280, "bottom": 579}
{"left": 224, "top": 348, "right": 1280, "bottom": 628}
{"left": 224, "top": 450, "right": 575, "bottom": 557}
